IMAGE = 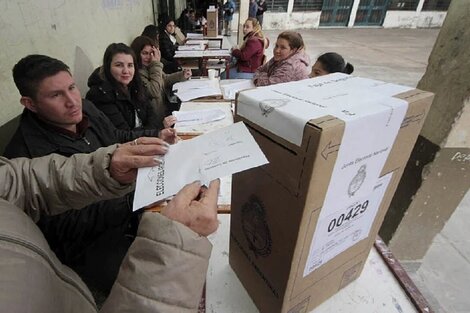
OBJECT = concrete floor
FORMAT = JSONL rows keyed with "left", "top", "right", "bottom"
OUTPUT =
{"left": 228, "top": 27, "right": 468, "bottom": 313}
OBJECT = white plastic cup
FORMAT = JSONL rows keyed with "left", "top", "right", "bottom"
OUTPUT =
{"left": 208, "top": 69, "right": 216, "bottom": 80}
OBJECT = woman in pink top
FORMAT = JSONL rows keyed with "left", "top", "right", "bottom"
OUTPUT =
{"left": 253, "top": 31, "right": 310, "bottom": 86}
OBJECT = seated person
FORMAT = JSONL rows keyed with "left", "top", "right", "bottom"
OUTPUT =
{"left": 221, "top": 17, "right": 266, "bottom": 80}
{"left": 253, "top": 31, "right": 310, "bottom": 86}
{"left": 3, "top": 54, "right": 176, "bottom": 300}
{"left": 158, "top": 15, "right": 182, "bottom": 73}
{"left": 0, "top": 142, "right": 220, "bottom": 312}
{"left": 86, "top": 43, "right": 165, "bottom": 130}
{"left": 310, "top": 52, "right": 354, "bottom": 77}
{"left": 130, "top": 36, "right": 191, "bottom": 122}
{"left": 178, "top": 8, "right": 198, "bottom": 35}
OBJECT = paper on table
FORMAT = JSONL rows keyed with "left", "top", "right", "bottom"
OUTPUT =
{"left": 173, "top": 79, "right": 222, "bottom": 101}
{"left": 173, "top": 108, "right": 226, "bottom": 127}
{"left": 219, "top": 79, "right": 255, "bottom": 100}
{"left": 185, "top": 40, "right": 209, "bottom": 45}
{"left": 133, "top": 122, "right": 269, "bottom": 210}
{"left": 178, "top": 45, "right": 205, "bottom": 51}
{"left": 187, "top": 32, "right": 203, "bottom": 38}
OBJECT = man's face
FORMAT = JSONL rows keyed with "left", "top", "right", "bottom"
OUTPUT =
{"left": 22, "top": 71, "right": 83, "bottom": 131}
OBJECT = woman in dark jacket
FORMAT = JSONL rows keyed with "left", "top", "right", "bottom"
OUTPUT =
{"left": 158, "top": 15, "right": 181, "bottom": 73}
{"left": 86, "top": 43, "right": 163, "bottom": 131}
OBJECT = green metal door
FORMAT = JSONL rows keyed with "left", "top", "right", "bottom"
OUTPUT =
{"left": 320, "top": 0, "right": 354, "bottom": 27}
{"left": 354, "top": 0, "right": 389, "bottom": 26}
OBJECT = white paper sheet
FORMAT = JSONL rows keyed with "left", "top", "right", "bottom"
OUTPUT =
{"left": 175, "top": 101, "right": 234, "bottom": 134}
{"left": 219, "top": 79, "right": 255, "bottom": 100}
{"left": 185, "top": 40, "right": 209, "bottom": 45}
{"left": 173, "top": 108, "right": 226, "bottom": 127}
{"left": 178, "top": 45, "right": 205, "bottom": 51}
{"left": 173, "top": 79, "right": 222, "bottom": 101}
{"left": 187, "top": 32, "right": 203, "bottom": 38}
{"left": 133, "top": 122, "right": 269, "bottom": 210}
{"left": 303, "top": 172, "right": 393, "bottom": 276}
{"left": 175, "top": 50, "right": 204, "bottom": 58}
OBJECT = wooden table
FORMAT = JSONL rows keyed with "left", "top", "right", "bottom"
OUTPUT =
{"left": 175, "top": 49, "right": 232, "bottom": 78}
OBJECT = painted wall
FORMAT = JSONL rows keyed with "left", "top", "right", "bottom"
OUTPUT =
{"left": 0, "top": 0, "right": 154, "bottom": 126}
{"left": 261, "top": 12, "right": 321, "bottom": 30}
{"left": 383, "top": 11, "right": 447, "bottom": 28}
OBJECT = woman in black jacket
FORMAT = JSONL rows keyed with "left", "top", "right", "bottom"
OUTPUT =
{"left": 86, "top": 43, "right": 164, "bottom": 131}
{"left": 158, "top": 15, "right": 181, "bottom": 73}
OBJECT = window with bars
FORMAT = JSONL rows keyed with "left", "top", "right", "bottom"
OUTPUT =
{"left": 388, "top": 0, "right": 419, "bottom": 10}
{"left": 267, "top": 0, "right": 289, "bottom": 12}
{"left": 293, "top": 0, "right": 323, "bottom": 12}
{"left": 422, "top": 0, "right": 451, "bottom": 11}
{"left": 230, "top": 0, "right": 288, "bottom": 13}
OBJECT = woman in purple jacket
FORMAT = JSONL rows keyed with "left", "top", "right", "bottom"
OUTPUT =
{"left": 253, "top": 31, "right": 310, "bottom": 86}
{"left": 221, "top": 18, "right": 266, "bottom": 79}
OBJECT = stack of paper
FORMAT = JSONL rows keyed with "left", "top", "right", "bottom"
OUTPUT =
{"left": 187, "top": 33, "right": 203, "bottom": 39}
{"left": 185, "top": 40, "right": 209, "bottom": 45}
{"left": 173, "top": 79, "right": 222, "bottom": 101}
{"left": 178, "top": 45, "right": 205, "bottom": 51}
{"left": 173, "top": 108, "right": 226, "bottom": 127}
{"left": 219, "top": 79, "right": 255, "bottom": 100}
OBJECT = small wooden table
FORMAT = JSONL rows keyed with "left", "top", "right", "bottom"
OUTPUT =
{"left": 175, "top": 49, "right": 232, "bottom": 78}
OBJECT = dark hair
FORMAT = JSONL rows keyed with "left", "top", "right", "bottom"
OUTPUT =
{"left": 317, "top": 52, "right": 354, "bottom": 75}
{"left": 102, "top": 43, "right": 146, "bottom": 102}
{"left": 130, "top": 36, "right": 157, "bottom": 68}
{"left": 158, "top": 14, "right": 175, "bottom": 32}
{"left": 12, "top": 54, "right": 70, "bottom": 100}
{"left": 142, "top": 24, "right": 159, "bottom": 42}
{"left": 277, "top": 31, "right": 305, "bottom": 50}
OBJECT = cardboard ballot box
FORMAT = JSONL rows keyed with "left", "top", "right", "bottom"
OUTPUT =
{"left": 229, "top": 74, "right": 433, "bottom": 313}
{"left": 206, "top": 7, "right": 218, "bottom": 37}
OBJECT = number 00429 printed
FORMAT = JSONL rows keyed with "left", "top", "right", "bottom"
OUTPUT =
{"left": 303, "top": 172, "right": 393, "bottom": 277}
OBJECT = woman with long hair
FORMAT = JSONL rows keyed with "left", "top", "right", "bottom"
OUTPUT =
{"left": 310, "top": 52, "right": 354, "bottom": 77}
{"left": 86, "top": 43, "right": 167, "bottom": 131}
{"left": 158, "top": 15, "right": 182, "bottom": 73}
{"left": 130, "top": 35, "right": 191, "bottom": 127}
{"left": 221, "top": 17, "right": 266, "bottom": 79}
{"left": 253, "top": 31, "right": 310, "bottom": 86}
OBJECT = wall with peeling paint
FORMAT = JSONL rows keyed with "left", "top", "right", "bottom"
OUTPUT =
{"left": 0, "top": 0, "right": 153, "bottom": 128}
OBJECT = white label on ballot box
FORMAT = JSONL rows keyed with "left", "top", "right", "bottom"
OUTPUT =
{"left": 303, "top": 172, "right": 393, "bottom": 276}
{"left": 133, "top": 122, "right": 268, "bottom": 210}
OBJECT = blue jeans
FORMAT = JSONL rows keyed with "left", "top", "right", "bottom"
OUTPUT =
{"left": 220, "top": 67, "right": 255, "bottom": 79}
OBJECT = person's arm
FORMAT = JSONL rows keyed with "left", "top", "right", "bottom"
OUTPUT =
{"left": 102, "top": 180, "right": 220, "bottom": 313}
{"left": 232, "top": 38, "right": 262, "bottom": 62}
{"left": 163, "top": 70, "right": 186, "bottom": 86}
{"left": 253, "top": 61, "right": 272, "bottom": 86}
{"left": 141, "top": 61, "right": 166, "bottom": 99}
{"left": 0, "top": 142, "right": 166, "bottom": 221}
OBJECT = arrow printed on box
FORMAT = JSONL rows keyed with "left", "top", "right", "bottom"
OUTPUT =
{"left": 321, "top": 141, "right": 340, "bottom": 160}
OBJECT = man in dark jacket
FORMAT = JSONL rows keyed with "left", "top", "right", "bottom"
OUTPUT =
{"left": 3, "top": 54, "right": 173, "bottom": 302}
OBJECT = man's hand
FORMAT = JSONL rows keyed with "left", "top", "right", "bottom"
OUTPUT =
{"left": 159, "top": 127, "right": 178, "bottom": 144}
{"left": 109, "top": 137, "right": 169, "bottom": 184}
{"left": 161, "top": 180, "right": 220, "bottom": 236}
